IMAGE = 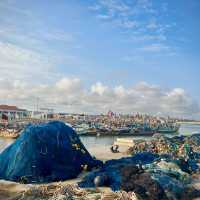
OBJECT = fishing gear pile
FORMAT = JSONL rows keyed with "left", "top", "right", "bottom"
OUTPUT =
{"left": 0, "top": 121, "right": 102, "bottom": 183}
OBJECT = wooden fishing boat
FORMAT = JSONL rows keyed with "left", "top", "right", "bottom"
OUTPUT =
{"left": 157, "top": 124, "right": 180, "bottom": 134}
{"left": 0, "top": 128, "right": 21, "bottom": 139}
{"left": 129, "top": 126, "right": 156, "bottom": 136}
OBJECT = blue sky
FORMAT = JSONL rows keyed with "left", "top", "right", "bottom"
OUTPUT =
{"left": 0, "top": 0, "right": 199, "bottom": 118}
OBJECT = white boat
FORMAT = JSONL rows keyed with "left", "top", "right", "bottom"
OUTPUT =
{"left": 113, "top": 138, "right": 135, "bottom": 147}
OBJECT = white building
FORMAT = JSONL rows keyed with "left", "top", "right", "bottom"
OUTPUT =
{"left": 0, "top": 105, "right": 29, "bottom": 121}
{"left": 31, "top": 108, "right": 54, "bottom": 119}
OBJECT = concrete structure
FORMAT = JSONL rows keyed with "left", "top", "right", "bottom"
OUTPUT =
{"left": 31, "top": 108, "right": 54, "bottom": 119}
{"left": 0, "top": 105, "right": 28, "bottom": 121}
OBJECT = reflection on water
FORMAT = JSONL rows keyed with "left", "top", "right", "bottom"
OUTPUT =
{"left": 0, "top": 123, "right": 199, "bottom": 153}
{"left": 179, "top": 124, "right": 200, "bottom": 135}
{"left": 80, "top": 135, "right": 147, "bottom": 149}
{"left": 81, "top": 123, "right": 200, "bottom": 149}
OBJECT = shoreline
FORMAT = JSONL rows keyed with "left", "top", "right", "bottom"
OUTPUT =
{"left": 178, "top": 121, "right": 200, "bottom": 125}
{"left": 0, "top": 123, "right": 200, "bottom": 199}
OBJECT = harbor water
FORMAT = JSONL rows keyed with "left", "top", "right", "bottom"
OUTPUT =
{"left": 0, "top": 123, "right": 200, "bottom": 159}
{"left": 81, "top": 123, "right": 200, "bottom": 159}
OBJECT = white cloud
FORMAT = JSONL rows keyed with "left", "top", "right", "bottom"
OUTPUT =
{"left": 88, "top": 4, "right": 102, "bottom": 11}
{"left": 130, "top": 34, "right": 166, "bottom": 42}
{"left": 0, "top": 1, "right": 80, "bottom": 74}
{"left": 91, "top": 82, "right": 108, "bottom": 95}
{"left": 55, "top": 78, "right": 82, "bottom": 92}
{"left": 147, "top": 19, "right": 158, "bottom": 29}
{"left": 0, "top": 78, "right": 199, "bottom": 118}
{"left": 114, "top": 85, "right": 126, "bottom": 97}
{"left": 118, "top": 19, "right": 138, "bottom": 29}
{"left": 41, "top": 31, "right": 74, "bottom": 43}
{"left": 96, "top": 14, "right": 112, "bottom": 20}
{"left": 0, "top": 41, "right": 46, "bottom": 65}
{"left": 88, "top": 0, "right": 177, "bottom": 55}
{"left": 0, "top": 41, "right": 56, "bottom": 81}
{"left": 99, "top": 0, "right": 130, "bottom": 13}
{"left": 139, "top": 43, "right": 171, "bottom": 53}
{"left": 161, "top": 2, "right": 168, "bottom": 12}
{"left": 89, "top": 0, "right": 141, "bottom": 29}
{"left": 90, "top": 0, "right": 156, "bottom": 27}
{"left": 0, "top": 0, "right": 32, "bottom": 17}
{"left": 0, "top": 35, "right": 79, "bottom": 83}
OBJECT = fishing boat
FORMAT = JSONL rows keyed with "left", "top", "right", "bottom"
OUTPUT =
{"left": 113, "top": 138, "right": 135, "bottom": 147}
{"left": 113, "top": 127, "right": 130, "bottom": 134}
{"left": 0, "top": 128, "right": 21, "bottom": 139}
{"left": 130, "top": 128, "right": 155, "bottom": 136}
{"left": 157, "top": 123, "right": 180, "bottom": 134}
{"left": 129, "top": 123, "right": 157, "bottom": 136}
{"left": 74, "top": 123, "right": 90, "bottom": 135}
{"left": 77, "top": 127, "right": 100, "bottom": 136}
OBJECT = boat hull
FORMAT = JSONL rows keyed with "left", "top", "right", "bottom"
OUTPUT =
{"left": 0, "top": 129, "right": 21, "bottom": 139}
{"left": 79, "top": 130, "right": 155, "bottom": 137}
{"left": 157, "top": 127, "right": 180, "bottom": 134}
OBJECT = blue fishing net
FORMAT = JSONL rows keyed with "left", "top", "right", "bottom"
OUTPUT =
{"left": 79, "top": 152, "right": 160, "bottom": 190}
{"left": 0, "top": 121, "right": 102, "bottom": 183}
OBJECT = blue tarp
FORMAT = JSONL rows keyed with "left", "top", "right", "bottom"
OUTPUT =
{"left": 0, "top": 121, "right": 102, "bottom": 183}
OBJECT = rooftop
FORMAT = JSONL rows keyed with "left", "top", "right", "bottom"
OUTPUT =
{"left": 0, "top": 105, "right": 26, "bottom": 112}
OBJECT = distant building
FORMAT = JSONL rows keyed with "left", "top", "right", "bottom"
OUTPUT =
{"left": 107, "top": 110, "right": 115, "bottom": 118}
{"left": 31, "top": 108, "right": 54, "bottom": 119}
{"left": 0, "top": 105, "right": 29, "bottom": 121}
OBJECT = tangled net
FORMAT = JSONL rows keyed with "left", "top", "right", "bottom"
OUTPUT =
{"left": 101, "top": 191, "right": 139, "bottom": 200}
{"left": 19, "top": 183, "right": 138, "bottom": 200}
{"left": 20, "top": 183, "right": 86, "bottom": 199}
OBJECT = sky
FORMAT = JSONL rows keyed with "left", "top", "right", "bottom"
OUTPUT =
{"left": 0, "top": 0, "right": 200, "bottom": 118}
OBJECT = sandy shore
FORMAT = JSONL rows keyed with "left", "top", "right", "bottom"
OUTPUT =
{"left": 0, "top": 145, "right": 129, "bottom": 200}
{"left": 87, "top": 144, "right": 130, "bottom": 161}
{"left": 2, "top": 144, "right": 200, "bottom": 200}
{"left": 1, "top": 173, "right": 200, "bottom": 200}
{"left": 0, "top": 179, "right": 114, "bottom": 200}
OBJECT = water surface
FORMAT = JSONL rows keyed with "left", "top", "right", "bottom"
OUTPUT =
{"left": 0, "top": 123, "right": 199, "bottom": 155}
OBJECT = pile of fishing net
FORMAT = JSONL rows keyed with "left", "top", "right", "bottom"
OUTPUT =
{"left": 21, "top": 183, "right": 88, "bottom": 200}
{"left": 18, "top": 183, "right": 139, "bottom": 200}
{"left": 77, "top": 133, "right": 200, "bottom": 200}
{"left": 0, "top": 121, "right": 102, "bottom": 183}
{"left": 127, "top": 133, "right": 200, "bottom": 160}
{"left": 79, "top": 152, "right": 200, "bottom": 200}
